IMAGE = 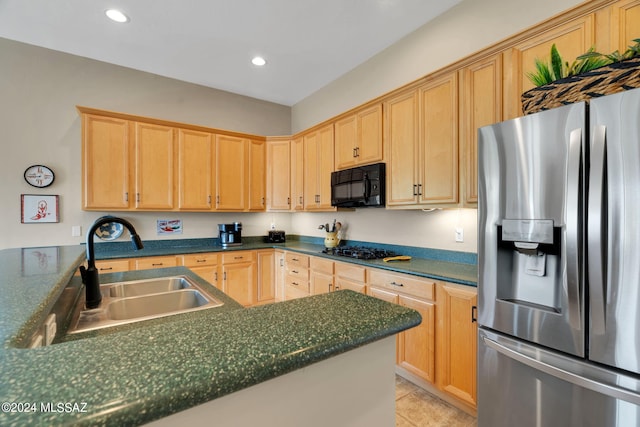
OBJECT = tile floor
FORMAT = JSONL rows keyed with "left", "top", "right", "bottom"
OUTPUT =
{"left": 395, "top": 376, "right": 477, "bottom": 427}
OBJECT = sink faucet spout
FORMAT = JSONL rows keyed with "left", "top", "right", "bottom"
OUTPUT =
{"left": 80, "top": 216, "right": 143, "bottom": 309}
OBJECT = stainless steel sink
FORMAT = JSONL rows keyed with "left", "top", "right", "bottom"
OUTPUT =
{"left": 68, "top": 275, "right": 224, "bottom": 334}
{"left": 107, "top": 289, "right": 209, "bottom": 320}
{"left": 108, "top": 276, "right": 192, "bottom": 298}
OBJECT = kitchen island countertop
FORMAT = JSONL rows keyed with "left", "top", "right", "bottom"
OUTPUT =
{"left": 0, "top": 245, "right": 420, "bottom": 426}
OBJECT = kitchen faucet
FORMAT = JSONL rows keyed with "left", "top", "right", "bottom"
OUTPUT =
{"left": 79, "top": 216, "right": 144, "bottom": 309}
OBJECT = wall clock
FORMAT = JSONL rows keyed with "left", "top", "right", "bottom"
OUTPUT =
{"left": 24, "top": 165, "right": 55, "bottom": 188}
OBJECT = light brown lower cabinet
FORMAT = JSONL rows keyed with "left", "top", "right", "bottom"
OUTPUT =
{"left": 334, "top": 261, "right": 366, "bottom": 294}
{"left": 436, "top": 281, "right": 478, "bottom": 409}
{"left": 220, "top": 251, "right": 256, "bottom": 307}
{"left": 367, "top": 269, "right": 437, "bottom": 385}
{"left": 182, "top": 253, "right": 219, "bottom": 289}
{"left": 284, "top": 252, "right": 310, "bottom": 300}
{"left": 310, "top": 257, "right": 334, "bottom": 295}
{"left": 256, "top": 250, "right": 276, "bottom": 305}
{"left": 134, "top": 255, "right": 179, "bottom": 270}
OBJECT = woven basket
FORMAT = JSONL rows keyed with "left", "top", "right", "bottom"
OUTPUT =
{"left": 521, "top": 56, "right": 640, "bottom": 115}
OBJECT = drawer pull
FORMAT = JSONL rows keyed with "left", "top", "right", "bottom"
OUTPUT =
{"left": 292, "top": 258, "right": 299, "bottom": 261}
{"left": 99, "top": 267, "right": 113, "bottom": 271}
{"left": 292, "top": 281, "right": 299, "bottom": 286}
{"left": 152, "top": 263, "right": 164, "bottom": 266}
{"left": 390, "top": 281, "right": 404, "bottom": 287}
{"left": 292, "top": 270, "right": 299, "bottom": 274}
{"left": 234, "top": 256, "right": 244, "bottom": 260}
{"left": 196, "top": 259, "right": 206, "bottom": 263}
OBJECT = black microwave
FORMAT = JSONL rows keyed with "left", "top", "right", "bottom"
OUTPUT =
{"left": 331, "top": 163, "right": 385, "bottom": 208}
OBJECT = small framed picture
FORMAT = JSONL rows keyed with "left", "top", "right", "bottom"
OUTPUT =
{"left": 21, "top": 194, "right": 60, "bottom": 223}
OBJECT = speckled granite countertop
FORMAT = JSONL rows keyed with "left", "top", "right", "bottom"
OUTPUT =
{"left": 0, "top": 245, "right": 420, "bottom": 426}
{"left": 94, "top": 236, "right": 478, "bottom": 286}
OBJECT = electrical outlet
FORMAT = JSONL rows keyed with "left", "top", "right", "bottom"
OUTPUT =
{"left": 455, "top": 227, "right": 464, "bottom": 243}
{"left": 270, "top": 222, "right": 276, "bottom": 230}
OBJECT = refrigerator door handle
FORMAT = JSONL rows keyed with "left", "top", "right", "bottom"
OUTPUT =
{"left": 565, "top": 128, "right": 582, "bottom": 330}
{"left": 482, "top": 335, "right": 640, "bottom": 405}
{"left": 588, "top": 125, "right": 607, "bottom": 334}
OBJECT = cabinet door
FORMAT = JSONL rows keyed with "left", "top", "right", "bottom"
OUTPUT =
{"left": 249, "top": 139, "right": 266, "bottom": 211}
{"left": 189, "top": 266, "right": 220, "bottom": 289}
{"left": 291, "top": 136, "right": 305, "bottom": 211}
{"left": 398, "top": 295, "right": 436, "bottom": 384}
{"left": 257, "top": 250, "right": 275, "bottom": 304}
{"left": 437, "top": 283, "right": 478, "bottom": 408}
{"left": 368, "top": 286, "right": 399, "bottom": 304}
{"left": 384, "top": 89, "right": 419, "bottom": 206}
{"left": 303, "top": 124, "right": 334, "bottom": 210}
{"left": 357, "top": 103, "right": 383, "bottom": 165}
{"left": 610, "top": 0, "right": 640, "bottom": 55}
{"left": 134, "top": 122, "right": 175, "bottom": 209}
{"left": 82, "top": 114, "right": 131, "bottom": 210}
{"left": 177, "top": 129, "right": 214, "bottom": 210}
{"left": 303, "top": 131, "right": 320, "bottom": 210}
{"left": 317, "top": 124, "right": 335, "bottom": 210}
{"left": 460, "top": 54, "right": 503, "bottom": 206}
{"left": 419, "top": 72, "right": 459, "bottom": 205}
{"left": 310, "top": 270, "right": 334, "bottom": 295}
{"left": 267, "top": 138, "right": 291, "bottom": 211}
{"left": 222, "top": 261, "right": 255, "bottom": 307}
{"left": 215, "top": 135, "right": 249, "bottom": 210}
{"left": 334, "top": 114, "right": 358, "bottom": 170}
{"left": 503, "top": 15, "right": 595, "bottom": 118}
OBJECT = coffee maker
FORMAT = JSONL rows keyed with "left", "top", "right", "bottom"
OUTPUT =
{"left": 218, "top": 222, "right": 242, "bottom": 247}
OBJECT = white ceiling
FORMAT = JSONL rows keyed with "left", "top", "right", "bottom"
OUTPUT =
{"left": 0, "top": 0, "right": 461, "bottom": 106}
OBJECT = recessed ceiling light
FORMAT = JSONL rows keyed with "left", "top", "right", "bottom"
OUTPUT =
{"left": 105, "top": 9, "right": 129, "bottom": 23}
{"left": 251, "top": 56, "right": 267, "bottom": 66}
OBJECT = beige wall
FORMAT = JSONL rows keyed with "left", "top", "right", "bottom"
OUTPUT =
{"left": 0, "top": 38, "right": 291, "bottom": 250}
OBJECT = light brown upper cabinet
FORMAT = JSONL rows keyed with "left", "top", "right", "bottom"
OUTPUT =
{"left": 177, "top": 129, "right": 215, "bottom": 210}
{"left": 303, "top": 123, "right": 335, "bottom": 211}
{"left": 133, "top": 122, "right": 176, "bottom": 210}
{"left": 215, "top": 134, "right": 249, "bottom": 210}
{"left": 609, "top": 0, "right": 640, "bottom": 53}
{"left": 82, "top": 113, "right": 131, "bottom": 210}
{"left": 266, "top": 137, "right": 292, "bottom": 211}
{"left": 459, "top": 53, "right": 503, "bottom": 206}
{"left": 290, "top": 136, "right": 305, "bottom": 211}
{"left": 503, "top": 14, "right": 596, "bottom": 119}
{"left": 248, "top": 139, "right": 266, "bottom": 211}
{"left": 334, "top": 103, "right": 383, "bottom": 170}
{"left": 384, "top": 88, "right": 419, "bottom": 206}
{"left": 385, "top": 72, "right": 459, "bottom": 208}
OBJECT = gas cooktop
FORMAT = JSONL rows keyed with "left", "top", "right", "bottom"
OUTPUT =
{"left": 321, "top": 246, "right": 396, "bottom": 260}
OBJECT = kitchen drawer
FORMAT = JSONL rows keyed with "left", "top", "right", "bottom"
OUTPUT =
{"left": 286, "top": 266, "right": 309, "bottom": 280}
{"left": 134, "top": 255, "right": 179, "bottom": 270}
{"left": 221, "top": 250, "right": 256, "bottom": 264}
{"left": 285, "top": 252, "right": 309, "bottom": 269}
{"left": 367, "top": 269, "right": 435, "bottom": 301}
{"left": 334, "top": 261, "right": 366, "bottom": 283}
{"left": 95, "top": 259, "right": 131, "bottom": 273}
{"left": 182, "top": 252, "right": 219, "bottom": 267}
{"left": 285, "top": 275, "right": 310, "bottom": 296}
{"left": 310, "top": 256, "right": 333, "bottom": 275}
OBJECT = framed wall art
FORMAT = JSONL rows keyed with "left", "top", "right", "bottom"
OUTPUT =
{"left": 21, "top": 194, "right": 59, "bottom": 223}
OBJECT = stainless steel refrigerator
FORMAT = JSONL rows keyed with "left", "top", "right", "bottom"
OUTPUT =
{"left": 477, "top": 87, "right": 640, "bottom": 427}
